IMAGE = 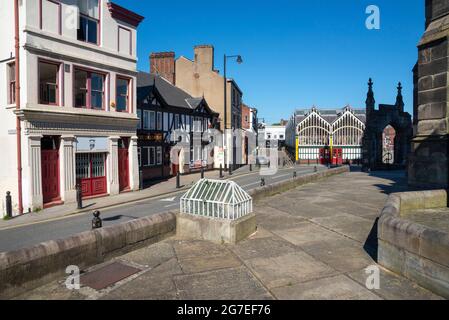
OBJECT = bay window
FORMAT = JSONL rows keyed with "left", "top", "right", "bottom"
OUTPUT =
{"left": 116, "top": 77, "right": 130, "bottom": 112}
{"left": 77, "top": 0, "right": 100, "bottom": 45}
{"left": 74, "top": 68, "right": 105, "bottom": 109}
{"left": 39, "top": 61, "right": 59, "bottom": 105}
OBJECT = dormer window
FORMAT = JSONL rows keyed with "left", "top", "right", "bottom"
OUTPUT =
{"left": 77, "top": 0, "right": 100, "bottom": 45}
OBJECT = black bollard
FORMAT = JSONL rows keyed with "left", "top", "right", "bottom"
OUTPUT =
{"left": 176, "top": 171, "right": 181, "bottom": 189}
{"left": 293, "top": 171, "right": 297, "bottom": 178}
{"left": 229, "top": 163, "right": 232, "bottom": 176}
{"left": 139, "top": 170, "right": 144, "bottom": 190}
{"left": 92, "top": 210, "right": 102, "bottom": 229}
{"left": 5, "top": 192, "right": 12, "bottom": 219}
{"left": 201, "top": 167, "right": 204, "bottom": 179}
{"left": 220, "top": 164, "right": 224, "bottom": 179}
{"left": 250, "top": 164, "right": 253, "bottom": 172}
{"left": 76, "top": 184, "right": 83, "bottom": 210}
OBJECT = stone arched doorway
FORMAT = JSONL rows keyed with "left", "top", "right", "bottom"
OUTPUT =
{"left": 382, "top": 125, "right": 396, "bottom": 165}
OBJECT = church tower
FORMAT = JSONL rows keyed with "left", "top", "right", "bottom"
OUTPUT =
{"left": 409, "top": 0, "right": 449, "bottom": 188}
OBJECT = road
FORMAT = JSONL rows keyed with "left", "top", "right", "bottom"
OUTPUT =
{"left": 0, "top": 166, "right": 325, "bottom": 252}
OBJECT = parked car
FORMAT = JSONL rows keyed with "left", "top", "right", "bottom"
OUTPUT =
{"left": 256, "top": 155, "right": 270, "bottom": 166}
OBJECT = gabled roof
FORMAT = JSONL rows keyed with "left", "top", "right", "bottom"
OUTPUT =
{"left": 137, "top": 72, "right": 218, "bottom": 115}
{"left": 294, "top": 106, "right": 366, "bottom": 125}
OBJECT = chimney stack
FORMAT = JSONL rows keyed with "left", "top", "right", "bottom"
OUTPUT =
{"left": 194, "top": 45, "right": 214, "bottom": 72}
{"left": 150, "top": 52, "right": 175, "bottom": 85}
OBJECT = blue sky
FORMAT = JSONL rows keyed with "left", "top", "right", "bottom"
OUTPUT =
{"left": 116, "top": 0, "right": 424, "bottom": 124}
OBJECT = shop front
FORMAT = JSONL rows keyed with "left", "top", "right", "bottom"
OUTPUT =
{"left": 75, "top": 137, "right": 109, "bottom": 198}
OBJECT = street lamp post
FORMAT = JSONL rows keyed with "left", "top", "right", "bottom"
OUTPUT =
{"left": 223, "top": 54, "right": 243, "bottom": 171}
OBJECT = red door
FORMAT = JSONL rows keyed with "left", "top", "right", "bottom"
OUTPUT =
{"left": 42, "top": 150, "right": 60, "bottom": 204}
{"left": 76, "top": 153, "right": 107, "bottom": 198}
{"left": 118, "top": 144, "right": 130, "bottom": 192}
{"left": 332, "top": 148, "right": 343, "bottom": 165}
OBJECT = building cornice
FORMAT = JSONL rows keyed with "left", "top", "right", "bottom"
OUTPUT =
{"left": 15, "top": 107, "right": 138, "bottom": 125}
{"left": 107, "top": 2, "right": 144, "bottom": 28}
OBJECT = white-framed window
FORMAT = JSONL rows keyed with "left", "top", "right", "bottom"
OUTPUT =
{"left": 150, "top": 111, "right": 156, "bottom": 130}
{"left": 8, "top": 63, "right": 15, "bottom": 105}
{"left": 157, "top": 112, "right": 162, "bottom": 130}
{"left": 157, "top": 146, "right": 162, "bottom": 165}
{"left": 143, "top": 110, "right": 149, "bottom": 129}
{"left": 169, "top": 113, "right": 174, "bottom": 130}
{"left": 149, "top": 147, "right": 155, "bottom": 166}
{"left": 142, "top": 147, "right": 155, "bottom": 166}
{"left": 181, "top": 114, "right": 186, "bottom": 130}
{"left": 174, "top": 114, "right": 180, "bottom": 130}
{"left": 137, "top": 109, "right": 142, "bottom": 129}
{"left": 163, "top": 112, "right": 168, "bottom": 131}
{"left": 186, "top": 115, "right": 191, "bottom": 132}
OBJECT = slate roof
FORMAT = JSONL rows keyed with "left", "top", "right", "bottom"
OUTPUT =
{"left": 137, "top": 72, "right": 199, "bottom": 110}
{"left": 294, "top": 106, "right": 366, "bottom": 124}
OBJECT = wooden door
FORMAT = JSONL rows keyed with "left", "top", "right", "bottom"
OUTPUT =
{"left": 42, "top": 150, "right": 60, "bottom": 203}
{"left": 118, "top": 146, "right": 130, "bottom": 191}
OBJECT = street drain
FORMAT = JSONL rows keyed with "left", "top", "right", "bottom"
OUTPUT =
{"left": 80, "top": 262, "right": 141, "bottom": 290}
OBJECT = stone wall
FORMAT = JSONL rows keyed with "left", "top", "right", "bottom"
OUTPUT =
{"left": 409, "top": 0, "right": 449, "bottom": 188}
{"left": 378, "top": 190, "right": 449, "bottom": 298}
{"left": 0, "top": 212, "right": 176, "bottom": 299}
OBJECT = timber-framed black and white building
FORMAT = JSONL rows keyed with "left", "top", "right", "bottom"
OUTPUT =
{"left": 137, "top": 72, "right": 219, "bottom": 184}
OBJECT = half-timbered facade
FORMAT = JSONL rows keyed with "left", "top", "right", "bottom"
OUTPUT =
{"left": 137, "top": 72, "right": 219, "bottom": 184}
{"left": 286, "top": 106, "right": 366, "bottom": 164}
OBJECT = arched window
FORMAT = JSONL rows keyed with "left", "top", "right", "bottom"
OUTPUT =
{"left": 297, "top": 111, "right": 331, "bottom": 146}
{"left": 331, "top": 110, "right": 365, "bottom": 146}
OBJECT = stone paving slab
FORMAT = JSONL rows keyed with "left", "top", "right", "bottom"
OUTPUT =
{"left": 244, "top": 251, "right": 337, "bottom": 289}
{"left": 347, "top": 267, "right": 444, "bottom": 300}
{"left": 13, "top": 170, "right": 444, "bottom": 300}
{"left": 174, "top": 267, "right": 273, "bottom": 300}
{"left": 271, "top": 275, "right": 381, "bottom": 300}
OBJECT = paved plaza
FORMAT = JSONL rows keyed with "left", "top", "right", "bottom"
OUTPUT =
{"left": 16, "top": 170, "right": 443, "bottom": 300}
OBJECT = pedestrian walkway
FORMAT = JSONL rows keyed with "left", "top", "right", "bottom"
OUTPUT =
{"left": 16, "top": 170, "right": 443, "bottom": 300}
{"left": 0, "top": 164, "right": 301, "bottom": 230}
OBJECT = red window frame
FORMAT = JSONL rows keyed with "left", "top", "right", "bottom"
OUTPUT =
{"left": 116, "top": 76, "right": 131, "bottom": 113}
{"left": 39, "top": 0, "right": 62, "bottom": 35}
{"left": 38, "top": 59, "right": 61, "bottom": 106}
{"left": 77, "top": 0, "right": 101, "bottom": 46}
{"left": 8, "top": 62, "right": 16, "bottom": 105}
{"left": 73, "top": 66, "right": 107, "bottom": 110}
{"left": 118, "top": 26, "right": 132, "bottom": 55}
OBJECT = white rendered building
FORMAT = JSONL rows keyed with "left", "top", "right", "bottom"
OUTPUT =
{"left": 0, "top": 0, "right": 144, "bottom": 215}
